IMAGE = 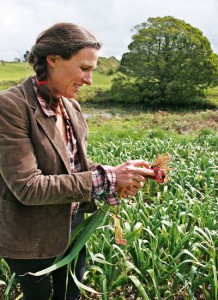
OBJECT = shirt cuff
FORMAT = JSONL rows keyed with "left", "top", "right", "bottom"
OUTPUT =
{"left": 92, "top": 165, "right": 119, "bottom": 206}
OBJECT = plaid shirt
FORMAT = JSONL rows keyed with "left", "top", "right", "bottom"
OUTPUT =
{"left": 31, "top": 76, "right": 119, "bottom": 209}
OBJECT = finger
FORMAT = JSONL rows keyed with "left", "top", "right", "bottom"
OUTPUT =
{"left": 131, "top": 167, "right": 155, "bottom": 178}
{"left": 129, "top": 167, "right": 155, "bottom": 181}
{"left": 126, "top": 185, "right": 138, "bottom": 193}
{"left": 125, "top": 182, "right": 144, "bottom": 195}
{"left": 132, "top": 174, "right": 147, "bottom": 182}
{"left": 131, "top": 180, "right": 144, "bottom": 189}
{"left": 119, "top": 189, "right": 129, "bottom": 199}
{"left": 125, "top": 187, "right": 139, "bottom": 197}
{"left": 122, "top": 189, "right": 134, "bottom": 197}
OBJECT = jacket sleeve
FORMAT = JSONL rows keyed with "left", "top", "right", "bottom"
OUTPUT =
{"left": 0, "top": 91, "right": 93, "bottom": 206}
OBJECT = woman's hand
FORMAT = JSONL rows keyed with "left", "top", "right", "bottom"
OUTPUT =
{"left": 112, "top": 160, "right": 155, "bottom": 198}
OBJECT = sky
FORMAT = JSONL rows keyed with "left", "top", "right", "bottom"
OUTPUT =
{"left": 0, "top": 0, "right": 218, "bottom": 61}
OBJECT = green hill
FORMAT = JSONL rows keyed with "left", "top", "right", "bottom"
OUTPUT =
{"left": 0, "top": 61, "right": 115, "bottom": 91}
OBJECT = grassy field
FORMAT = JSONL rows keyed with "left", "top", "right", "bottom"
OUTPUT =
{"left": 0, "top": 62, "right": 33, "bottom": 81}
{"left": 85, "top": 109, "right": 218, "bottom": 143}
{"left": 0, "top": 62, "right": 217, "bottom": 299}
{"left": 0, "top": 62, "right": 114, "bottom": 91}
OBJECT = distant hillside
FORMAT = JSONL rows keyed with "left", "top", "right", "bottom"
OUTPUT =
{"left": 97, "top": 57, "right": 119, "bottom": 75}
{"left": 0, "top": 62, "right": 33, "bottom": 81}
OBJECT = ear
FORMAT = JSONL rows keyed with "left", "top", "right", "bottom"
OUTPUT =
{"left": 46, "top": 55, "right": 58, "bottom": 67}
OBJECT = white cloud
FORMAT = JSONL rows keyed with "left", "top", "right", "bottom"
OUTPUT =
{"left": 0, "top": 0, "right": 217, "bottom": 61}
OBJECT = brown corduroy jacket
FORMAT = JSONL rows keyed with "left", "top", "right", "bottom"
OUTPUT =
{"left": 0, "top": 77, "right": 98, "bottom": 259}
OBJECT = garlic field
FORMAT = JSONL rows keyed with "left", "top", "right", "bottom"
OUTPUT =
{"left": 83, "top": 135, "right": 217, "bottom": 299}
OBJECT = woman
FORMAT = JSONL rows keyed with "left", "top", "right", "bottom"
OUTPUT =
{"left": 0, "top": 23, "right": 156, "bottom": 300}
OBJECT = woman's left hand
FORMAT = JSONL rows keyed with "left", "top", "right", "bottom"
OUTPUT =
{"left": 113, "top": 159, "right": 156, "bottom": 198}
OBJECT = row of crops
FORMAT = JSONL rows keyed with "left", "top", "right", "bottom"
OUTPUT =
{"left": 0, "top": 134, "right": 217, "bottom": 299}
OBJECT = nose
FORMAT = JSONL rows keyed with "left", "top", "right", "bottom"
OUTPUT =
{"left": 83, "top": 72, "right": 92, "bottom": 85}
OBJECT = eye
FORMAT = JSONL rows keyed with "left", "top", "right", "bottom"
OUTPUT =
{"left": 81, "top": 67, "right": 88, "bottom": 71}
{"left": 81, "top": 66, "right": 95, "bottom": 72}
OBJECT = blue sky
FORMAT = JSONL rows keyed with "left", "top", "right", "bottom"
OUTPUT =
{"left": 1, "top": 0, "right": 217, "bottom": 61}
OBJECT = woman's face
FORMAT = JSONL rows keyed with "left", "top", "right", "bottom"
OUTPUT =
{"left": 46, "top": 47, "right": 99, "bottom": 98}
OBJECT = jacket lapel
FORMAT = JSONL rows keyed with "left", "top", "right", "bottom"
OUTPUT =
{"left": 20, "top": 77, "right": 71, "bottom": 173}
{"left": 35, "top": 109, "right": 71, "bottom": 173}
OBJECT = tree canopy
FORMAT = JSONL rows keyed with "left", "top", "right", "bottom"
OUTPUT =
{"left": 111, "top": 16, "right": 218, "bottom": 106}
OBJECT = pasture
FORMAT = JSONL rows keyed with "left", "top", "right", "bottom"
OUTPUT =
{"left": 0, "top": 62, "right": 114, "bottom": 91}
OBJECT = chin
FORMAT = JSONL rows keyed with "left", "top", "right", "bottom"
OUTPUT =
{"left": 63, "top": 92, "right": 77, "bottom": 99}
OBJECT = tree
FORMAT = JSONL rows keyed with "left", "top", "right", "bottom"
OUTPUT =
{"left": 113, "top": 16, "right": 218, "bottom": 105}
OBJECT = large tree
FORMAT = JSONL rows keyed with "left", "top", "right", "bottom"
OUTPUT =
{"left": 113, "top": 16, "right": 218, "bottom": 105}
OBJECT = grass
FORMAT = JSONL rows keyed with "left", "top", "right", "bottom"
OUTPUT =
{"left": 206, "top": 85, "right": 218, "bottom": 98}
{"left": 0, "top": 62, "right": 114, "bottom": 92}
{"left": 0, "top": 62, "right": 32, "bottom": 81}
{"left": 91, "top": 70, "right": 115, "bottom": 88}
{"left": 86, "top": 109, "right": 218, "bottom": 144}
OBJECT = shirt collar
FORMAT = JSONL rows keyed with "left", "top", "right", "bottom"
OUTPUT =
{"left": 31, "top": 75, "right": 69, "bottom": 121}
